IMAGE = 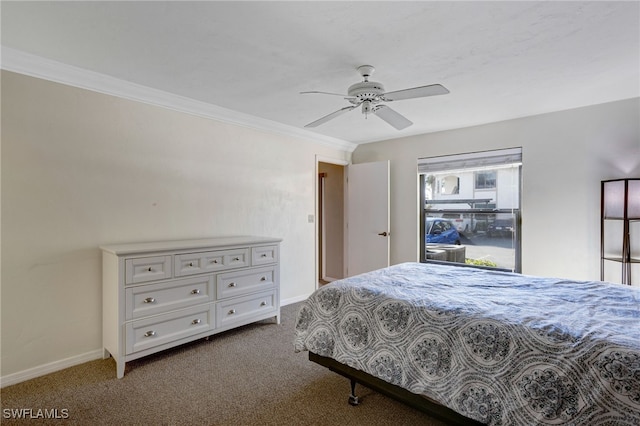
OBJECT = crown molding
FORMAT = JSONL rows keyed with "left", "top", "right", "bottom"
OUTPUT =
{"left": 0, "top": 46, "right": 357, "bottom": 152}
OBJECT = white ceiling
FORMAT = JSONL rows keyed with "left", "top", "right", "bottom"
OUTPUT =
{"left": 2, "top": 1, "right": 639, "bottom": 145}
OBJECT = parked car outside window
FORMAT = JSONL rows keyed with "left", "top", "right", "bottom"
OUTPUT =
{"left": 487, "top": 218, "right": 514, "bottom": 237}
{"left": 425, "top": 218, "right": 461, "bottom": 245}
{"left": 441, "top": 213, "right": 473, "bottom": 233}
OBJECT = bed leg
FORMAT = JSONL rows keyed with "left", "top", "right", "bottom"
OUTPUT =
{"left": 348, "top": 379, "right": 360, "bottom": 406}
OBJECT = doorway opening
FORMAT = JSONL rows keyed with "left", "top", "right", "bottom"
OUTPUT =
{"left": 317, "top": 160, "right": 347, "bottom": 287}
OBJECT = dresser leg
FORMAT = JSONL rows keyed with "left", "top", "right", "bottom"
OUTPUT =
{"left": 116, "top": 362, "right": 125, "bottom": 379}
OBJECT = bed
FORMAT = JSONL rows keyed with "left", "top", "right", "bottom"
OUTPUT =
{"left": 294, "top": 262, "right": 640, "bottom": 425}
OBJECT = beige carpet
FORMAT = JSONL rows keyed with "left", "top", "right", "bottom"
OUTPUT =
{"left": 1, "top": 302, "right": 446, "bottom": 425}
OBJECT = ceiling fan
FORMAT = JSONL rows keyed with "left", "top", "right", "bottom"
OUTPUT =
{"left": 301, "top": 65, "right": 449, "bottom": 130}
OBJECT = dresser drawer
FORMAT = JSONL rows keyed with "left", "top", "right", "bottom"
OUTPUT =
{"left": 216, "top": 290, "right": 276, "bottom": 329}
{"left": 252, "top": 245, "right": 278, "bottom": 265}
{"left": 216, "top": 266, "right": 275, "bottom": 299}
{"left": 174, "top": 248, "right": 250, "bottom": 276}
{"left": 125, "top": 305, "right": 213, "bottom": 355}
{"left": 125, "top": 256, "right": 172, "bottom": 284}
{"left": 125, "top": 276, "right": 213, "bottom": 320}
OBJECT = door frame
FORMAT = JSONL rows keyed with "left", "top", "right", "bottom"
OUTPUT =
{"left": 315, "top": 155, "right": 349, "bottom": 290}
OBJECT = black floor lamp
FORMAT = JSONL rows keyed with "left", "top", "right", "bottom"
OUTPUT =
{"left": 601, "top": 178, "right": 640, "bottom": 285}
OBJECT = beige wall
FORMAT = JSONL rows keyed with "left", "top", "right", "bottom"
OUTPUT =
{"left": 353, "top": 98, "right": 640, "bottom": 281}
{"left": 0, "top": 71, "right": 350, "bottom": 378}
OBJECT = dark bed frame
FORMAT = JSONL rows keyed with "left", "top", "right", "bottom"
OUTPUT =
{"left": 310, "top": 352, "right": 484, "bottom": 425}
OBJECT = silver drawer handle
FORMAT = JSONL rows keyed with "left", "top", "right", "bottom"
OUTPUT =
{"left": 147, "top": 267, "right": 153, "bottom": 272}
{"left": 260, "top": 301, "right": 267, "bottom": 306}
{"left": 191, "top": 289, "right": 200, "bottom": 295}
{"left": 260, "top": 276, "right": 267, "bottom": 281}
{"left": 188, "top": 262, "right": 194, "bottom": 267}
{"left": 191, "top": 319, "right": 201, "bottom": 325}
{"left": 233, "top": 257, "right": 240, "bottom": 261}
{"left": 143, "top": 297, "right": 156, "bottom": 304}
{"left": 228, "top": 282, "right": 237, "bottom": 288}
{"left": 212, "top": 259, "right": 218, "bottom": 264}
{"left": 261, "top": 254, "right": 267, "bottom": 258}
{"left": 144, "top": 330, "right": 156, "bottom": 337}
{"left": 228, "top": 309, "right": 236, "bottom": 315}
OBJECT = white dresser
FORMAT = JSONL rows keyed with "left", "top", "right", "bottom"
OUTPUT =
{"left": 101, "top": 236, "right": 281, "bottom": 378}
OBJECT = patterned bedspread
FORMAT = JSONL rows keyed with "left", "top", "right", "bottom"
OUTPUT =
{"left": 294, "top": 262, "right": 640, "bottom": 425}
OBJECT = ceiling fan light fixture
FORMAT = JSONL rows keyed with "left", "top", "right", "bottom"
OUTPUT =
{"left": 362, "top": 100, "right": 374, "bottom": 115}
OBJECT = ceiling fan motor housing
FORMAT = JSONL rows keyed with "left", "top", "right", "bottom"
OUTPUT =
{"left": 348, "top": 81, "right": 386, "bottom": 102}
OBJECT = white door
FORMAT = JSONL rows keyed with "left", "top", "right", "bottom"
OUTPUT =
{"left": 346, "top": 161, "right": 390, "bottom": 276}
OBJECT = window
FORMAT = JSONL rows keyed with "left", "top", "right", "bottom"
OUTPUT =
{"left": 441, "top": 175, "right": 460, "bottom": 194}
{"left": 418, "top": 148, "right": 522, "bottom": 272}
{"left": 475, "top": 171, "right": 496, "bottom": 189}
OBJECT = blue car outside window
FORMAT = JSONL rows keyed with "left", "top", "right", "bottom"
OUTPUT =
{"left": 426, "top": 219, "right": 460, "bottom": 244}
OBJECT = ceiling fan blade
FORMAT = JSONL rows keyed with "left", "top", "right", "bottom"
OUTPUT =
{"left": 301, "top": 91, "right": 358, "bottom": 103}
{"left": 373, "top": 105, "right": 413, "bottom": 130}
{"left": 300, "top": 90, "right": 349, "bottom": 97}
{"left": 382, "top": 84, "right": 449, "bottom": 101}
{"left": 304, "top": 105, "right": 357, "bottom": 128}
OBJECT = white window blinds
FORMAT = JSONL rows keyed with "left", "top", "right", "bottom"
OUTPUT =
{"left": 418, "top": 147, "right": 522, "bottom": 174}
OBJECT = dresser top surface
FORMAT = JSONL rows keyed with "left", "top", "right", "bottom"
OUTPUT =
{"left": 100, "top": 236, "right": 282, "bottom": 256}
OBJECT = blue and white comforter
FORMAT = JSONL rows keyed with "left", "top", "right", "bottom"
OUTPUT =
{"left": 294, "top": 262, "right": 640, "bottom": 425}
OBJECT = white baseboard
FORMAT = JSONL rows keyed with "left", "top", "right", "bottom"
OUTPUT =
{"left": 281, "top": 294, "right": 310, "bottom": 306}
{"left": 1, "top": 349, "right": 103, "bottom": 388}
{"left": 1, "top": 298, "right": 311, "bottom": 388}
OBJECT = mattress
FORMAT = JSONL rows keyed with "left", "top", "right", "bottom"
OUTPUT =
{"left": 294, "top": 262, "right": 640, "bottom": 425}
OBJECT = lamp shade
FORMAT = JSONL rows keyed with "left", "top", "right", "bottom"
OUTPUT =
{"left": 603, "top": 180, "right": 626, "bottom": 219}
{"left": 629, "top": 180, "right": 640, "bottom": 219}
{"left": 601, "top": 178, "right": 639, "bottom": 286}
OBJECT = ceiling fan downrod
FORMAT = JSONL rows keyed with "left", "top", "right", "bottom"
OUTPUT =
{"left": 357, "top": 65, "right": 375, "bottom": 82}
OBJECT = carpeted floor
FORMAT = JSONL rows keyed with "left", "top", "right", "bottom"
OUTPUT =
{"left": 1, "top": 302, "right": 446, "bottom": 425}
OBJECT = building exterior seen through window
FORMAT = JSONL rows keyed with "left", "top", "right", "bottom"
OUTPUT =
{"left": 418, "top": 148, "right": 522, "bottom": 272}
